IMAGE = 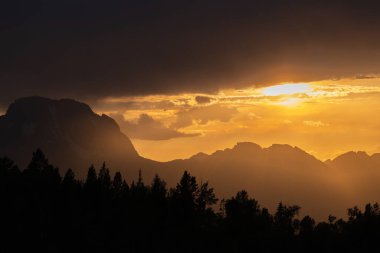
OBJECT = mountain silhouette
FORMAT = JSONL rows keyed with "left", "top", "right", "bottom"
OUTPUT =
{"left": 0, "top": 97, "right": 140, "bottom": 177}
{"left": 327, "top": 151, "right": 380, "bottom": 170}
{"left": 1, "top": 97, "right": 379, "bottom": 219}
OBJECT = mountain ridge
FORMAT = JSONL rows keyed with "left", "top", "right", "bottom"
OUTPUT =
{"left": 1, "top": 96, "right": 380, "bottom": 219}
{"left": 0, "top": 96, "right": 140, "bottom": 177}
{"left": 2, "top": 97, "right": 377, "bottom": 170}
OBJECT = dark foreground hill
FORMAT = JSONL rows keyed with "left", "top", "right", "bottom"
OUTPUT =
{"left": 1, "top": 97, "right": 380, "bottom": 219}
{"left": 1, "top": 154, "right": 379, "bottom": 253}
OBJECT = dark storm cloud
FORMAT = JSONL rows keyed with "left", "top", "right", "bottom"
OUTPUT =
{"left": 94, "top": 100, "right": 176, "bottom": 111}
{"left": 195, "top": 96, "right": 213, "bottom": 104}
{"left": 2, "top": 0, "right": 380, "bottom": 106}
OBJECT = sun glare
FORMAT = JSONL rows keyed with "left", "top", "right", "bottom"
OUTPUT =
{"left": 277, "top": 97, "right": 302, "bottom": 107}
{"left": 262, "top": 83, "right": 311, "bottom": 96}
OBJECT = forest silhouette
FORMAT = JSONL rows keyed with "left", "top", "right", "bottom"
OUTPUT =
{"left": 1, "top": 149, "right": 379, "bottom": 252}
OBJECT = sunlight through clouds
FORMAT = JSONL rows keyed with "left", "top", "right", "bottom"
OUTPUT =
{"left": 303, "top": 120, "right": 330, "bottom": 128}
{"left": 94, "top": 77, "right": 380, "bottom": 161}
{"left": 261, "top": 83, "right": 312, "bottom": 96}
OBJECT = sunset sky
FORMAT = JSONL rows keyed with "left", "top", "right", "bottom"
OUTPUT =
{"left": 92, "top": 76, "right": 380, "bottom": 161}
{"left": 2, "top": 0, "right": 380, "bottom": 161}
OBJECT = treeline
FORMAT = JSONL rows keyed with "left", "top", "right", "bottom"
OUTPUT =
{"left": 1, "top": 150, "right": 380, "bottom": 252}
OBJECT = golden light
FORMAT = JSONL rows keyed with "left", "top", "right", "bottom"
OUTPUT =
{"left": 98, "top": 77, "right": 380, "bottom": 163}
{"left": 276, "top": 97, "right": 302, "bottom": 107}
{"left": 261, "top": 83, "right": 312, "bottom": 96}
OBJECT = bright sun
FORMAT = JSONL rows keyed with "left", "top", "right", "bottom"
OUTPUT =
{"left": 261, "top": 83, "right": 311, "bottom": 96}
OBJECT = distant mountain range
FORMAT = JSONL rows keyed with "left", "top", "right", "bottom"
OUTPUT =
{"left": 1, "top": 96, "right": 379, "bottom": 219}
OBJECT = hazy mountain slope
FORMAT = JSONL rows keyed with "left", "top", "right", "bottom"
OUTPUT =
{"left": 165, "top": 145, "right": 380, "bottom": 219}
{"left": 164, "top": 142, "right": 345, "bottom": 219}
{"left": 326, "top": 151, "right": 380, "bottom": 213}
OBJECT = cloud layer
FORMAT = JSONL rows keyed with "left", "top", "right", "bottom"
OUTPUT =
{"left": 2, "top": 0, "right": 380, "bottom": 105}
{"left": 92, "top": 77, "right": 380, "bottom": 160}
{"left": 111, "top": 113, "right": 197, "bottom": 140}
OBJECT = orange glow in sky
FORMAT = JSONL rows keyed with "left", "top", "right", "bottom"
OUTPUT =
{"left": 95, "top": 76, "right": 380, "bottom": 162}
